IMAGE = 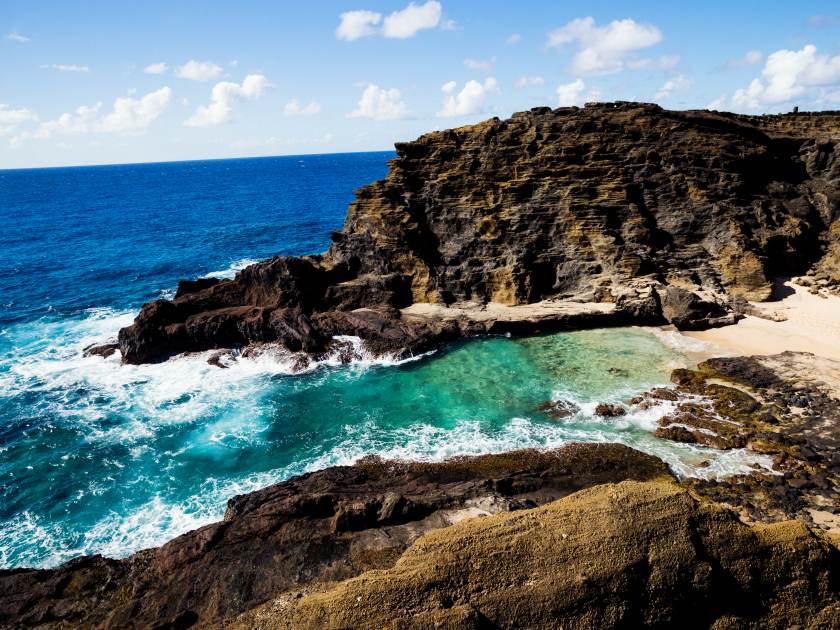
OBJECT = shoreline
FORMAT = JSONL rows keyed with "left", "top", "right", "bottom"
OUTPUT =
{"left": 678, "top": 281, "right": 840, "bottom": 376}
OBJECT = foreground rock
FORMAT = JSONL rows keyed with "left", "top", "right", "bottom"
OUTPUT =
{"left": 0, "top": 444, "right": 669, "bottom": 629}
{"left": 634, "top": 351, "right": 840, "bottom": 528}
{"left": 117, "top": 103, "right": 840, "bottom": 364}
{"left": 282, "top": 480, "right": 839, "bottom": 630}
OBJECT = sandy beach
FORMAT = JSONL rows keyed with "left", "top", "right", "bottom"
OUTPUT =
{"left": 682, "top": 281, "right": 840, "bottom": 363}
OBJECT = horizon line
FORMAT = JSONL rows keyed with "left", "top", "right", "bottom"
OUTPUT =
{"left": 0, "top": 147, "right": 398, "bottom": 174}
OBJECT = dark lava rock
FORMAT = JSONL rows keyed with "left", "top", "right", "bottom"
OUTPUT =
{"left": 0, "top": 444, "right": 669, "bottom": 629}
{"left": 595, "top": 403, "right": 627, "bottom": 418}
{"left": 82, "top": 343, "right": 119, "bottom": 359}
{"left": 655, "top": 425, "right": 697, "bottom": 443}
{"left": 537, "top": 399, "right": 581, "bottom": 419}
{"left": 117, "top": 103, "right": 840, "bottom": 364}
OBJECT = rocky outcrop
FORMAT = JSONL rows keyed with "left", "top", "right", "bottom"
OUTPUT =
{"left": 286, "top": 480, "right": 840, "bottom": 630}
{"left": 0, "top": 444, "right": 669, "bottom": 629}
{"left": 3, "top": 443, "right": 839, "bottom": 630}
{"left": 635, "top": 351, "right": 840, "bottom": 528}
{"left": 116, "top": 103, "right": 840, "bottom": 364}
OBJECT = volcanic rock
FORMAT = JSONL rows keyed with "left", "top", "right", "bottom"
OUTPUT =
{"left": 117, "top": 103, "right": 840, "bottom": 364}
{"left": 0, "top": 444, "right": 669, "bottom": 629}
{"left": 287, "top": 480, "right": 840, "bottom": 629}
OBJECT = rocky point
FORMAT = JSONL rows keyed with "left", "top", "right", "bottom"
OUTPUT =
{"left": 112, "top": 103, "right": 840, "bottom": 365}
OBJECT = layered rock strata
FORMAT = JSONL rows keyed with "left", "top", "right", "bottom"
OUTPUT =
{"left": 115, "top": 103, "right": 840, "bottom": 364}
{"left": 0, "top": 444, "right": 668, "bottom": 629}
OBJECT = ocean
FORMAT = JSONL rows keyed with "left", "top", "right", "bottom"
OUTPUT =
{"left": 0, "top": 152, "right": 771, "bottom": 569}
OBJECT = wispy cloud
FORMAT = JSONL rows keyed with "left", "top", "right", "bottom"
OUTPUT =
{"left": 41, "top": 64, "right": 91, "bottom": 73}
{"left": 0, "top": 104, "right": 37, "bottom": 136}
{"left": 283, "top": 99, "right": 321, "bottom": 117}
{"left": 809, "top": 15, "right": 840, "bottom": 28}
{"left": 144, "top": 62, "right": 168, "bottom": 75}
{"left": 654, "top": 74, "right": 691, "bottom": 100}
{"left": 515, "top": 75, "right": 545, "bottom": 88}
{"left": 506, "top": 33, "right": 521, "bottom": 45}
{"left": 175, "top": 60, "right": 223, "bottom": 82}
{"left": 7, "top": 31, "right": 29, "bottom": 43}
{"left": 463, "top": 57, "right": 496, "bottom": 73}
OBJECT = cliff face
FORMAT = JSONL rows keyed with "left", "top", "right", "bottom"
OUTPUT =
{"left": 116, "top": 103, "right": 840, "bottom": 364}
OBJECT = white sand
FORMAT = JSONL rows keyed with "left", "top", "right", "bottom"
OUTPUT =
{"left": 402, "top": 299, "right": 614, "bottom": 324}
{"left": 683, "top": 282, "right": 840, "bottom": 362}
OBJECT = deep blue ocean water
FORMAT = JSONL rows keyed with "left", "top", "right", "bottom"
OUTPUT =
{"left": 0, "top": 153, "right": 773, "bottom": 569}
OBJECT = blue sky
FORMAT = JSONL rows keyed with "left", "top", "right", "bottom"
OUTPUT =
{"left": 2, "top": 0, "right": 840, "bottom": 168}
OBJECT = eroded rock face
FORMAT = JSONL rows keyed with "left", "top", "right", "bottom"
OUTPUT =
{"left": 0, "top": 444, "right": 669, "bottom": 629}
{"left": 117, "top": 103, "right": 840, "bottom": 364}
{"left": 286, "top": 480, "right": 840, "bottom": 630}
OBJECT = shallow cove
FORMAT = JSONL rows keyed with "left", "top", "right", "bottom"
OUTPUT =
{"left": 0, "top": 153, "right": 773, "bottom": 571}
{"left": 0, "top": 315, "right": 773, "bottom": 570}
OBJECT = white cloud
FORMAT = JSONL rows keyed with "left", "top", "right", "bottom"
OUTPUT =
{"left": 338, "top": 1, "right": 441, "bottom": 40}
{"left": 336, "top": 10, "right": 382, "bottom": 41}
{"left": 7, "top": 31, "right": 29, "bottom": 43}
{"left": 463, "top": 57, "right": 495, "bottom": 72}
{"left": 706, "top": 95, "right": 727, "bottom": 110}
{"left": 556, "top": 78, "right": 599, "bottom": 106}
{"left": 516, "top": 75, "right": 545, "bottom": 88}
{"left": 99, "top": 88, "right": 173, "bottom": 133}
{"left": 626, "top": 54, "right": 680, "bottom": 70}
{"left": 144, "top": 62, "right": 168, "bottom": 75}
{"left": 41, "top": 64, "right": 90, "bottom": 73}
{"left": 175, "top": 60, "right": 223, "bottom": 82}
{"left": 184, "top": 74, "right": 269, "bottom": 127}
{"left": 742, "top": 50, "right": 763, "bottom": 66}
{"left": 0, "top": 105, "right": 37, "bottom": 125}
{"left": 437, "top": 77, "right": 498, "bottom": 117}
{"left": 0, "top": 104, "right": 37, "bottom": 136}
{"left": 383, "top": 1, "right": 441, "bottom": 38}
{"left": 348, "top": 84, "right": 410, "bottom": 120}
{"left": 283, "top": 99, "right": 321, "bottom": 117}
{"left": 654, "top": 74, "right": 690, "bottom": 100}
{"left": 506, "top": 33, "right": 521, "bottom": 45}
{"left": 11, "top": 87, "right": 171, "bottom": 145}
{"left": 547, "top": 17, "right": 663, "bottom": 75}
{"left": 731, "top": 44, "right": 840, "bottom": 111}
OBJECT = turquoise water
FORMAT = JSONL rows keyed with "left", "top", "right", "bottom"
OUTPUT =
{"left": 0, "top": 154, "right": 770, "bottom": 569}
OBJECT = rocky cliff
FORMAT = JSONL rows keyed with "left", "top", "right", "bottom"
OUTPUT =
{"left": 115, "top": 103, "right": 840, "bottom": 364}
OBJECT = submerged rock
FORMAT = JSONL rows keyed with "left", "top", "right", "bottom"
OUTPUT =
{"left": 537, "top": 399, "right": 580, "bottom": 419}
{"left": 117, "top": 103, "right": 840, "bottom": 364}
{"left": 595, "top": 402, "right": 627, "bottom": 417}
